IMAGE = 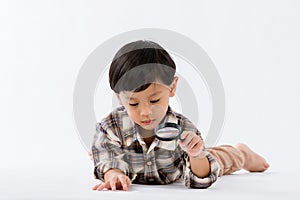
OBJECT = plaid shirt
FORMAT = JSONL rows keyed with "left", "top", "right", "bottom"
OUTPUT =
{"left": 92, "top": 106, "right": 220, "bottom": 189}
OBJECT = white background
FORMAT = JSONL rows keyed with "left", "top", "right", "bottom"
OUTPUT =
{"left": 1, "top": 0, "right": 300, "bottom": 199}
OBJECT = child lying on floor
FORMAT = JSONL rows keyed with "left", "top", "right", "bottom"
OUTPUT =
{"left": 90, "top": 40, "right": 269, "bottom": 191}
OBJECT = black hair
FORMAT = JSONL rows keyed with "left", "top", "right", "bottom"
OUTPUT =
{"left": 109, "top": 40, "right": 176, "bottom": 93}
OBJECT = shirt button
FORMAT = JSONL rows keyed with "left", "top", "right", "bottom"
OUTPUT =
{"left": 147, "top": 161, "right": 152, "bottom": 166}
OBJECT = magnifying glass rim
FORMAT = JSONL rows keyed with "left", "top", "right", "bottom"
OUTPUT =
{"left": 154, "top": 122, "right": 182, "bottom": 141}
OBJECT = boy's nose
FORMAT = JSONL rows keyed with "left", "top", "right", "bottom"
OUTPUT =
{"left": 139, "top": 104, "right": 152, "bottom": 116}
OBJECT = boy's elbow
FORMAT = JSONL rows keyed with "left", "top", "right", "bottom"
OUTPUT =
{"left": 186, "top": 170, "right": 218, "bottom": 189}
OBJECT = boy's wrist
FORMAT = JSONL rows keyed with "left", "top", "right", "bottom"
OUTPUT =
{"left": 190, "top": 150, "right": 206, "bottom": 159}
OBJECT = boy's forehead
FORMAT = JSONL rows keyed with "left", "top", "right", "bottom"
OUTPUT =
{"left": 120, "top": 83, "right": 168, "bottom": 99}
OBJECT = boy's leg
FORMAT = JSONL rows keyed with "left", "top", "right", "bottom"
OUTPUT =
{"left": 207, "top": 145, "right": 244, "bottom": 176}
{"left": 207, "top": 144, "right": 269, "bottom": 176}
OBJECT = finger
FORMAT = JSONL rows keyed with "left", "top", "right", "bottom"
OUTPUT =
{"left": 187, "top": 136, "right": 201, "bottom": 151}
{"left": 189, "top": 142, "right": 204, "bottom": 157}
{"left": 180, "top": 131, "right": 189, "bottom": 140}
{"left": 126, "top": 177, "right": 131, "bottom": 188}
{"left": 118, "top": 175, "right": 129, "bottom": 191}
{"left": 181, "top": 132, "right": 195, "bottom": 147}
{"left": 194, "top": 141, "right": 203, "bottom": 151}
{"left": 110, "top": 178, "right": 117, "bottom": 191}
{"left": 96, "top": 182, "right": 110, "bottom": 191}
{"left": 92, "top": 183, "right": 101, "bottom": 190}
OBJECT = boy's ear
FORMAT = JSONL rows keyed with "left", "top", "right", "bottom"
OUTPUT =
{"left": 115, "top": 93, "right": 124, "bottom": 106}
{"left": 169, "top": 76, "right": 179, "bottom": 97}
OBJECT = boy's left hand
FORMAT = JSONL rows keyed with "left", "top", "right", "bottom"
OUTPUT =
{"left": 179, "top": 131, "right": 204, "bottom": 157}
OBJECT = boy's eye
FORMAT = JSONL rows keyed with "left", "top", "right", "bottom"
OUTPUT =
{"left": 129, "top": 103, "right": 138, "bottom": 106}
{"left": 150, "top": 99, "right": 160, "bottom": 104}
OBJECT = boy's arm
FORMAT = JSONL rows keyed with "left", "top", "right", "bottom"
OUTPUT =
{"left": 180, "top": 131, "right": 211, "bottom": 178}
{"left": 189, "top": 156, "right": 211, "bottom": 178}
{"left": 184, "top": 152, "right": 220, "bottom": 189}
{"left": 180, "top": 119, "right": 220, "bottom": 189}
{"left": 92, "top": 122, "right": 130, "bottom": 183}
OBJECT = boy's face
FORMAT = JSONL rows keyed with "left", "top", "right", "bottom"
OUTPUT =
{"left": 117, "top": 78, "right": 178, "bottom": 131}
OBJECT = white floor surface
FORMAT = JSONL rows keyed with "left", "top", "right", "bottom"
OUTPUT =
{"left": 1, "top": 170, "right": 298, "bottom": 200}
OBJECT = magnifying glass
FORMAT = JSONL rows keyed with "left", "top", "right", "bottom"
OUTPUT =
{"left": 154, "top": 122, "right": 182, "bottom": 141}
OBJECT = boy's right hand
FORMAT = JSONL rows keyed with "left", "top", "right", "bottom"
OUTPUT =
{"left": 92, "top": 169, "right": 131, "bottom": 191}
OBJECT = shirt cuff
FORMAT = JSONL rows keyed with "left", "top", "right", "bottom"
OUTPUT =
{"left": 184, "top": 152, "right": 220, "bottom": 189}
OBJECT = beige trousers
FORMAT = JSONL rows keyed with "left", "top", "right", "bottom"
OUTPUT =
{"left": 207, "top": 145, "right": 245, "bottom": 176}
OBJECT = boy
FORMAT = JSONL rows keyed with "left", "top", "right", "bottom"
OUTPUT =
{"left": 91, "top": 40, "right": 269, "bottom": 191}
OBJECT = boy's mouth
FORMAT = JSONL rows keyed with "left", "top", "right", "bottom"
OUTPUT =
{"left": 141, "top": 119, "right": 154, "bottom": 126}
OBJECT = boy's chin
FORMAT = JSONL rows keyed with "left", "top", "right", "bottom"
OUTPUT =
{"left": 139, "top": 125, "right": 156, "bottom": 131}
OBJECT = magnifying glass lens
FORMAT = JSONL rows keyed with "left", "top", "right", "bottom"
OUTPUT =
{"left": 154, "top": 122, "right": 182, "bottom": 141}
{"left": 156, "top": 127, "right": 180, "bottom": 139}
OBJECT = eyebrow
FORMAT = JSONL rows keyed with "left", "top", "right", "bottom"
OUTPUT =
{"left": 128, "top": 91, "right": 163, "bottom": 101}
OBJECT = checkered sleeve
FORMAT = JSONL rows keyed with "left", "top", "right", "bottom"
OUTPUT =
{"left": 92, "top": 121, "right": 129, "bottom": 182}
{"left": 184, "top": 151, "right": 220, "bottom": 189}
{"left": 178, "top": 114, "right": 220, "bottom": 189}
